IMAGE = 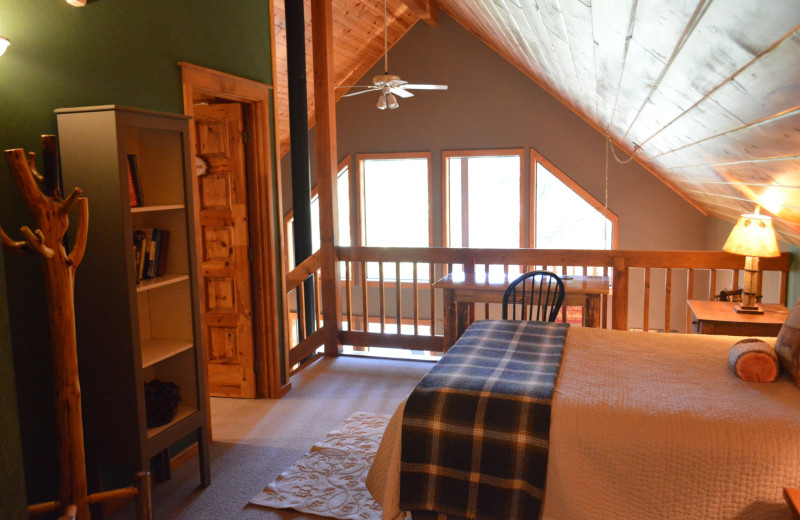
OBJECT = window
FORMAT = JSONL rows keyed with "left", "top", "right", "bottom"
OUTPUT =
{"left": 358, "top": 153, "right": 432, "bottom": 281}
{"left": 532, "top": 151, "right": 616, "bottom": 250}
{"left": 444, "top": 150, "right": 524, "bottom": 276}
{"left": 285, "top": 160, "right": 351, "bottom": 269}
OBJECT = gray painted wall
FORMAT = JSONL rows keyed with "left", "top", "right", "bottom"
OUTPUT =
{"left": 284, "top": 12, "right": 728, "bottom": 251}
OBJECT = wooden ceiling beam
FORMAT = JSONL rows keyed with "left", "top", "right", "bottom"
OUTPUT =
{"left": 399, "top": 0, "right": 439, "bottom": 26}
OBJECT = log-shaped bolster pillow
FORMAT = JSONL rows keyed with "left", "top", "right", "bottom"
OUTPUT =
{"left": 729, "top": 338, "right": 781, "bottom": 383}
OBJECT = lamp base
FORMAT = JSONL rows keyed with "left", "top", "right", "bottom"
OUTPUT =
{"left": 734, "top": 304, "right": 764, "bottom": 315}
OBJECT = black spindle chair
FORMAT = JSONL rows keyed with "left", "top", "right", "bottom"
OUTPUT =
{"left": 501, "top": 270, "right": 565, "bottom": 322}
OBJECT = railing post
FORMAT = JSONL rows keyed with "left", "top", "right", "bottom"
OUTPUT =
{"left": 612, "top": 255, "right": 628, "bottom": 331}
{"left": 311, "top": 0, "right": 342, "bottom": 355}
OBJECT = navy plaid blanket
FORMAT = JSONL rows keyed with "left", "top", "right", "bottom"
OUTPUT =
{"left": 400, "top": 320, "right": 569, "bottom": 520}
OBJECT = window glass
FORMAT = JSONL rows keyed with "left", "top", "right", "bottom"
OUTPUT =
{"left": 535, "top": 163, "right": 613, "bottom": 249}
{"left": 446, "top": 153, "right": 521, "bottom": 277}
{"left": 362, "top": 156, "right": 430, "bottom": 281}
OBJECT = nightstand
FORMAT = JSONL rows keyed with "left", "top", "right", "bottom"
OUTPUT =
{"left": 687, "top": 300, "right": 789, "bottom": 336}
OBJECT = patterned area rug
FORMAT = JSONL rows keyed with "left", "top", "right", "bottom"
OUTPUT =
{"left": 250, "top": 412, "right": 390, "bottom": 520}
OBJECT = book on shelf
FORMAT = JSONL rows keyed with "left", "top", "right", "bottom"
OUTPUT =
{"left": 155, "top": 229, "right": 170, "bottom": 277}
{"left": 127, "top": 159, "right": 139, "bottom": 207}
{"left": 133, "top": 227, "right": 170, "bottom": 282}
{"left": 127, "top": 154, "right": 144, "bottom": 207}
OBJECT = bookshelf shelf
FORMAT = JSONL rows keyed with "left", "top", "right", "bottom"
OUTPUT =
{"left": 146, "top": 404, "right": 197, "bottom": 439}
{"left": 56, "top": 105, "right": 210, "bottom": 490}
{"left": 131, "top": 204, "right": 185, "bottom": 214}
{"left": 136, "top": 274, "right": 190, "bottom": 293}
{"left": 141, "top": 338, "right": 194, "bottom": 368}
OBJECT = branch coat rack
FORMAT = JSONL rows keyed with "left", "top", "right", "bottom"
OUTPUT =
{"left": 2, "top": 136, "right": 151, "bottom": 520}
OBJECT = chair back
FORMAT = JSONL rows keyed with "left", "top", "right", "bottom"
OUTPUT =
{"left": 502, "top": 271, "right": 565, "bottom": 322}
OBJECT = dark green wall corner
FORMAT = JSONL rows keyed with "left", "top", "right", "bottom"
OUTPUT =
{"left": 0, "top": 0, "right": 282, "bottom": 504}
{"left": 0, "top": 249, "right": 27, "bottom": 519}
{"left": 787, "top": 245, "right": 800, "bottom": 307}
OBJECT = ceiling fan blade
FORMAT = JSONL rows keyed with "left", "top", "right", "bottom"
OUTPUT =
{"left": 389, "top": 87, "right": 414, "bottom": 98}
{"left": 336, "top": 84, "right": 375, "bottom": 89}
{"left": 403, "top": 84, "right": 448, "bottom": 90}
{"left": 341, "top": 88, "right": 379, "bottom": 98}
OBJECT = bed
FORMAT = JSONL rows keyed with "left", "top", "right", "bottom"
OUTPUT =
{"left": 366, "top": 320, "right": 800, "bottom": 520}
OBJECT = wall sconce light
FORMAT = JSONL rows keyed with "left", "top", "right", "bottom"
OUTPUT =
{"left": 722, "top": 209, "right": 780, "bottom": 314}
{"left": 65, "top": 0, "right": 87, "bottom": 6}
{"left": 0, "top": 37, "right": 9, "bottom": 56}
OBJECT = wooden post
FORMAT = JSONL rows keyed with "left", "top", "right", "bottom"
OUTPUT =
{"left": 2, "top": 138, "right": 89, "bottom": 519}
{"left": 311, "top": 0, "right": 343, "bottom": 355}
{"left": 612, "top": 255, "right": 628, "bottom": 331}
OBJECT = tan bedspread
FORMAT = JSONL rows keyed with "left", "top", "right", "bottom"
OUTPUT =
{"left": 546, "top": 327, "right": 800, "bottom": 519}
{"left": 368, "top": 327, "right": 800, "bottom": 520}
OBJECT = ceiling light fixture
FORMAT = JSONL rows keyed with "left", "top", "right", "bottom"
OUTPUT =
{"left": 66, "top": 0, "right": 87, "bottom": 6}
{"left": 0, "top": 37, "right": 9, "bottom": 56}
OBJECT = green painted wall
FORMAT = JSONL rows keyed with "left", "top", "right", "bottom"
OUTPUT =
{"left": 788, "top": 245, "right": 800, "bottom": 307}
{"left": 0, "top": 250, "right": 26, "bottom": 520}
{"left": 0, "top": 0, "right": 276, "bottom": 506}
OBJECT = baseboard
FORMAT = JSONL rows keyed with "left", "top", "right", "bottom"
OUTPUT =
{"left": 170, "top": 442, "right": 199, "bottom": 472}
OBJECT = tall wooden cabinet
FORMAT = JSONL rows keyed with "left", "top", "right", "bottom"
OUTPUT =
{"left": 56, "top": 106, "right": 210, "bottom": 490}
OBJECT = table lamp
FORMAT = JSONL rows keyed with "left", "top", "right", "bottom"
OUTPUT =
{"left": 722, "top": 211, "right": 780, "bottom": 314}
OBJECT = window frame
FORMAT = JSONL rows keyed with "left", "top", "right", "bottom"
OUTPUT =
{"left": 355, "top": 151, "right": 434, "bottom": 248}
{"left": 530, "top": 149, "right": 618, "bottom": 249}
{"left": 441, "top": 149, "right": 526, "bottom": 248}
{"left": 284, "top": 155, "right": 353, "bottom": 270}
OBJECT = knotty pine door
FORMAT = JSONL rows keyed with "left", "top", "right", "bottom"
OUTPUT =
{"left": 194, "top": 102, "right": 257, "bottom": 398}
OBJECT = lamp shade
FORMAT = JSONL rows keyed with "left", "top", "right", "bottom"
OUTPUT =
{"left": 0, "top": 37, "right": 9, "bottom": 56}
{"left": 723, "top": 213, "right": 780, "bottom": 257}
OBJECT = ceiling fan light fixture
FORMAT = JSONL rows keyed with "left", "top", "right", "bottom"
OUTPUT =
{"left": 376, "top": 93, "right": 388, "bottom": 110}
{"left": 386, "top": 92, "right": 399, "bottom": 109}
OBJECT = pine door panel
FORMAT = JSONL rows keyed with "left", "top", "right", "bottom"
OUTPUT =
{"left": 194, "top": 103, "right": 256, "bottom": 398}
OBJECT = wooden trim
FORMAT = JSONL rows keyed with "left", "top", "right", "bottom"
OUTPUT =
{"left": 355, "top": 151, "right": 434, "bottom": 247}
{"left": 311, "top": 0, "right": 343, "bottom": 356}
{"left": 341, "top": 330, "right": 444, "bottom": 352}
{"left": 289, "top": 327, "right": 328, "bottom": 366}
{"left": 179, "top": 62, "right": 283, "bottom": 399}
{"left": 784, "top": 488, "right": 800, "bottom": 519}
{"left": 531, "top": 149, "right": 620, "bottom": 249}
{"left": 169, "top": 442, "right": 199, "bottom": 473}
{"left": 441, "top": 149, "right": 526, "bottom": 249}
{"left": 399, "top": 0, "right": 439, "bottom": 26}
{"left": 285, "top": 250, "right": 322, "bottom": 290}
{"left": 267, "top": 0, "right": 292, "bottom": 394}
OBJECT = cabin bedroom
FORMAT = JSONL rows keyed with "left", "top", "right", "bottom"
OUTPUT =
{"left": 0, "top": 1, "right": 799, "bottom": 520}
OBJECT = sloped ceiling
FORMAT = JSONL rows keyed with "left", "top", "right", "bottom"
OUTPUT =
{"left": 273, "top": 0, "right": 800, "bottom": 244}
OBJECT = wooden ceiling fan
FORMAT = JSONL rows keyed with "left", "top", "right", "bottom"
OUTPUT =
{"left": 337, "top": 0, "right": 447, "bottom": 110}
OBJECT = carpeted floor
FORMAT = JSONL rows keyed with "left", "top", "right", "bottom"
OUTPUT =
{"left": 109, "top": 355, "right": 432, "bottom": 520}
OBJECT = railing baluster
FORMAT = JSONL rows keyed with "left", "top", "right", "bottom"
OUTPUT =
{"left": 297, "top": 286, "right": 307, "bottom": 341}
{"left": 430, "top": 262, "right": 436, "bottom": 336}
{"left": 345, "top": 261, "right": 353, "bottom": 331}
{"left": 361, "top": 260, "right": 369, "bottom": 333}
{"left": 396, "top": 262, "right": 402, "bottom": 334}
{"left": 710, "top": 269, "right": 717, "bottom": 300}
{"left": 686, "top": 269, "right": 694, "bottom": 333}
{"left": 643, "top": 268, "right": 650, "bottom": 332}
{"left": 413, "top": 262, "right": 419, "bottom": 336}
{"left": 315, "top": 268, "right": 322, "bottom": 330}
{"left": 379, "top": 262, "right": 386, "bottom": 333}
{"left": 664, "top": 268, "right": 672, "bottom": 333}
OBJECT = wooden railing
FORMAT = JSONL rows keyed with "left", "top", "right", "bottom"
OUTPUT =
{"left": 285, "top": 250, "right": 327, "bottom": 369}
{"left": 283, "top": 247, "right": 791, "bottom": 370}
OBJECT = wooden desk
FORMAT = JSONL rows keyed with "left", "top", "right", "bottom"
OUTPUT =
{"left": 434, "top": 273, "right": 610, "bottom": 350}
{"left": 687, "top": 300, "right": 789, "bottom": 336}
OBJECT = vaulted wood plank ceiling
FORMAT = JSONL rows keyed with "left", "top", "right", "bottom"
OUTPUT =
{"left": 273, "top": 0, "right": 800, "bottom": 245}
